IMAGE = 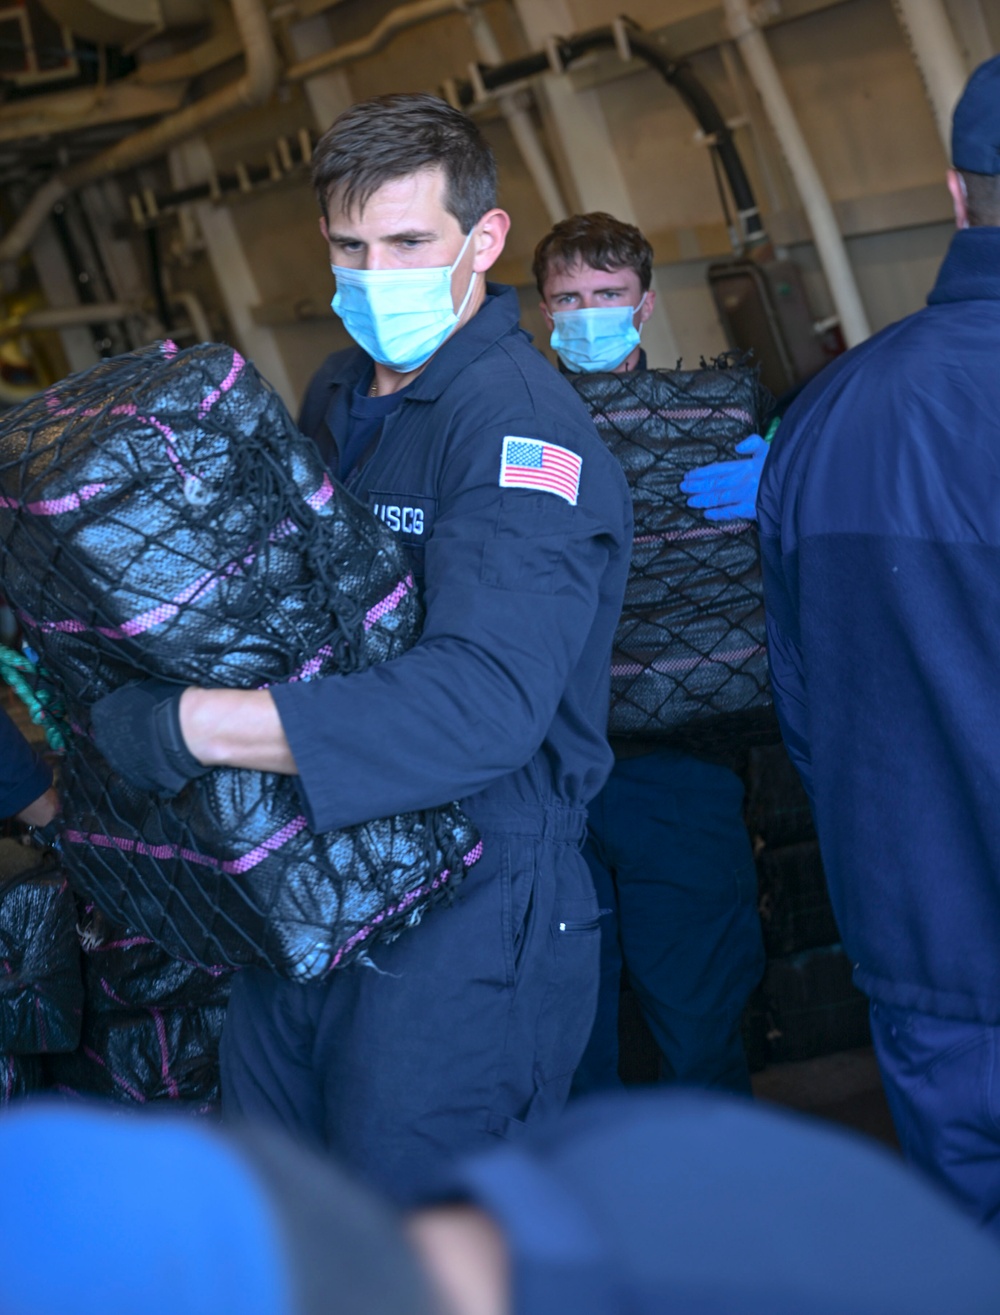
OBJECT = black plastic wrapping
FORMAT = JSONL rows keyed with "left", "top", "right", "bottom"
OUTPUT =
{"left": 744, "top": 742, "right": 816, "bottom": 850}
{"left": 568, "top": 362, "right": 777, "bottom": 760}
{"left": 760, "top": 945, "right": 871, "bottom": 1064}
{"left": 0, "top": 342, "right": 481, "bottom": 978}
{"left": 756, "top": 841, "right": 840, "bottom": 958}
{"left": 0, "top": 850, "right": 83, "bottom": 1054}
{"left": 47, "top": 1004, "right": 226, "bottom": 1108}
{"left": 79, "top": 906, "right": 232, "bottom": 1012}
{"left": 0, "top": 1052, "right": 43, "bottom": 1103}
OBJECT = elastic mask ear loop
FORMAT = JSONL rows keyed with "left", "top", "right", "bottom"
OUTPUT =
{"left": 449, "top": 227, "right": 479, "bottom": 320}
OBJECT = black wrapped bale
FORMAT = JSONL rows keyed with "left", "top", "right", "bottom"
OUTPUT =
{"left": 47, "top": 1004, "right": 225, "bottom": 1109}
{"left": 0, "top": 1053, "right": 43, "bottom": 1103}
{"left": 0, "top": 342, "right": 481, "bottom": 979}
{"left": 0, "top": 848, "right": 83, "bottom": 1054}
{"left": 757, "top": 842, "right": 841, "bottom": 958}
{"left": 745, "top": 742, "right": 816, "bottom": 850}
{"left": 740, "top": 987, "right": 769, "bottom": 1075}
{"left": 568, "top": 363, "right": 777, "bottom": 761}
{"left": 78, "top": 906, "right": 231, "bottom": 1013}
{"left": 762, "top": 945, "right": 871, "bottom": 1064}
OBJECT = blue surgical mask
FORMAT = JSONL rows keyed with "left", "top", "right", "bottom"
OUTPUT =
{"left": 549, "top": 295, "right": 647, "bottom": 373}
{"left": 330, "top": 229, "right": 477, "bottom": 373}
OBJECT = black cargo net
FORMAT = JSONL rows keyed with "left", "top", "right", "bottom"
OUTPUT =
{"left": 0, "top": 341, "right": 481, "bottom": 979}
{"left": 568, "top": 361, "right": 777, "bottom": 761}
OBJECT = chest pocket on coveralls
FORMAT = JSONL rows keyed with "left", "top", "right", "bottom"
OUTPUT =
{"left": 367, "top": 491, "right": 437, "bottom": 578}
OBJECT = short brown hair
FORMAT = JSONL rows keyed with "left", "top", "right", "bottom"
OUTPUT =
{"left": 959, "top": 169, "right": 1000, "bottom": 227}
{"left": 532, "top": 212, "right": 654, "bottom": 296}
{"left": 312, "top": 93, "right": 497, "bottom": 233}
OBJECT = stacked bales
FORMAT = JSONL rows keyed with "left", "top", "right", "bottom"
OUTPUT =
{"left": 49, "top": 907, "right": 230, "bottom": 1111}
{"left": 742, "top": 743, "right": 870, "bottom": 1067}
{"left": 0, "top": 839, "right": 82, "bottom": 1104}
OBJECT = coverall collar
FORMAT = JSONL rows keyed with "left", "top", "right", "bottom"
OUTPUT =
{"left": 927, "top": 225, "right": 1000, "bottom": 306}
{"left": 323, "top": 283, "right": 524, "bottom": 401}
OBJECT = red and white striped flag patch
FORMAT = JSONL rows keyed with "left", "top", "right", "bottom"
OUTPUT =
{"left": 499, "top": 436, "right": 582, "bottom": 506}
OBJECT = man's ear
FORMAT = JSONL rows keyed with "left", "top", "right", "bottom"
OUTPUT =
{"left": 947, "top": 168, "right": 970, "bottom": 230}
{"left": 539, "top": 301, "right": 555, "bottom": 331}
{"left": 319, "top": 215, "right": 330, "bottom": 244}
{"left": 472, "top": 208, "right": 512, "bottom": 273}
{"left": 638, "top": 288, "right": 656, "bottom": 323}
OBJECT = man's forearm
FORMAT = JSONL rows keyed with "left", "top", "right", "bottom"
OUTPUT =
{"left": 180, "top": 687, "right": 299, "bottom": 775}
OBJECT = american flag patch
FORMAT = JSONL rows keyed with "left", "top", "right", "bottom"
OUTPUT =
{"left": 499, "top": 436, "right": 582, "bottom": 506}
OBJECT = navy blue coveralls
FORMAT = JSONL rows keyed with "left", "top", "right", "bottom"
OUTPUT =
{"left": 220, "top": 284, "right": 633, "bottom": 1204}
{"left": 758, "top": 226, "right": 1000, "bottom": 1231}
{"left": 570, "top": 353, "right": 764, "bottom": 1096}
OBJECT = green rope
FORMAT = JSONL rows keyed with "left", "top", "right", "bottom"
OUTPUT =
{"left": 764, "top": 415, "right": 781, "bottom": 443}
{"left": 0, "top": 643, "right": 69, "bottom": 753}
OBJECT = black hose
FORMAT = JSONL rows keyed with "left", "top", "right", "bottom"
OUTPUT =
{"left": 456, "top": 24, "right": 766, "bottom": 247}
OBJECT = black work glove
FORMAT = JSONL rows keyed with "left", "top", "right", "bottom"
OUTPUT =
{"left": 91, "top": 678, "right": 210, "bottom": 796}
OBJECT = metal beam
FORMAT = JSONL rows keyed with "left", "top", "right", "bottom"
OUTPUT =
{"left": 169, "top": 139, "right": 297, "bottom": 407}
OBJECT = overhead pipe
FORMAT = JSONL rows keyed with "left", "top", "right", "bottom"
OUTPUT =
{"left": 445, "top": 21, "right": 767, "bottom": 251}
{"left": 465, "top": 7, "right": 569, "bottom": 225}
{"left": 891, "top": 0, "right": 967, "bottom": 156}
{"left": 285, "top": 0, "right": 476, "bottom": 82}
{"left": 0, "top": 302, "right": 140, "bottom": 339}
{"left": 0, "top": 0, "right": 278, "bottom": 270}
{"left": 722, "top": 0, "right": 871, "bottom": 346}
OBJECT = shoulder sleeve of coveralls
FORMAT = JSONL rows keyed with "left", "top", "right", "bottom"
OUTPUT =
{"left": 272, "top": 401, "right": 630, "bottom": 832}
{"left": 757, "top": 421, "right": 814, "bottom": 805}
{"left": 296, "top": 356, "right": 337, "bottom": 435}
{"left": 0, "top": 706, "right": 52, "bottom": 818}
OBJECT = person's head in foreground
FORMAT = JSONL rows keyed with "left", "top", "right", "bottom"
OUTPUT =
{"left": 947, "top": 53, "right": 1000, "bottom": 230}
{"left": 4, "top": 1092, "right": 1000, "bottom": 1315}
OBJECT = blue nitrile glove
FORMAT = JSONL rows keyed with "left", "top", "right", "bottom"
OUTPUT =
{"left": 91, "top": 678, "right": 209, "bottom": 796}
{"left": 680, "top": 431, "right": 770, "bottom": 521}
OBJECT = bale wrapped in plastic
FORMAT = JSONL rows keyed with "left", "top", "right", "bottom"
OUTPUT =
{"left": 0, "top": 850, "right": 83, "bottom": 1054}
{"left": 0, "top": 341, "right": 481, "bottom": 978}
{"left": 568, "top": 361, "right": 777, "bottom": 761}
{"left": 78, "top": 906, "right": 232, "bottom": 1013}
{"left": 0, "top": 1053, "right": 43, "bottom": 1103}
{"left": 47, "top": 1003, "right": 226, "bottom": 1109}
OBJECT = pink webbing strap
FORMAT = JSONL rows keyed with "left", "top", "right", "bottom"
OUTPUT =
{"left": 328, "top": 839, "right": 484, "bottom": 970}
{"left": 63, "top": 813, "right": 309, "bottom": 876}
{"left": 198, "top": 350, "right": 245, "bottom": 419}
{"left": 611, "top": 645, "right": 766, "bottom": 677}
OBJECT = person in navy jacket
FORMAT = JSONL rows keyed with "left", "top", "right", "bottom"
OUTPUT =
{"left": 91, "top": 94, "right": 632, "bottom": 1203}
{"left": 0, "top": 705, "right": 57, "bottom": 826}
{"left": 757, "top": 54, "right": 1000, "bottom": 1231}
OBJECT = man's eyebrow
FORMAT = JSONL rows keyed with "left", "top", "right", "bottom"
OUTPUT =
{"left": 326, "top": 228, "right": 439, "bottom": 243}
{"left": 384, "top": 228, "right": 439, "bottom": 242}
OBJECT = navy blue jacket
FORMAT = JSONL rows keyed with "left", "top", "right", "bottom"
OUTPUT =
{"left": 274, "top": 285, "right": 633, "bottom": 833}
{"left": 758, "top": 226, "right": 1000, "bottom": 1021}
{"left": 446, "top": 1092, "right": 1000, "bottom": 1313}
{"left": 0, "top": 706, "right": 50, "bottom": 819}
